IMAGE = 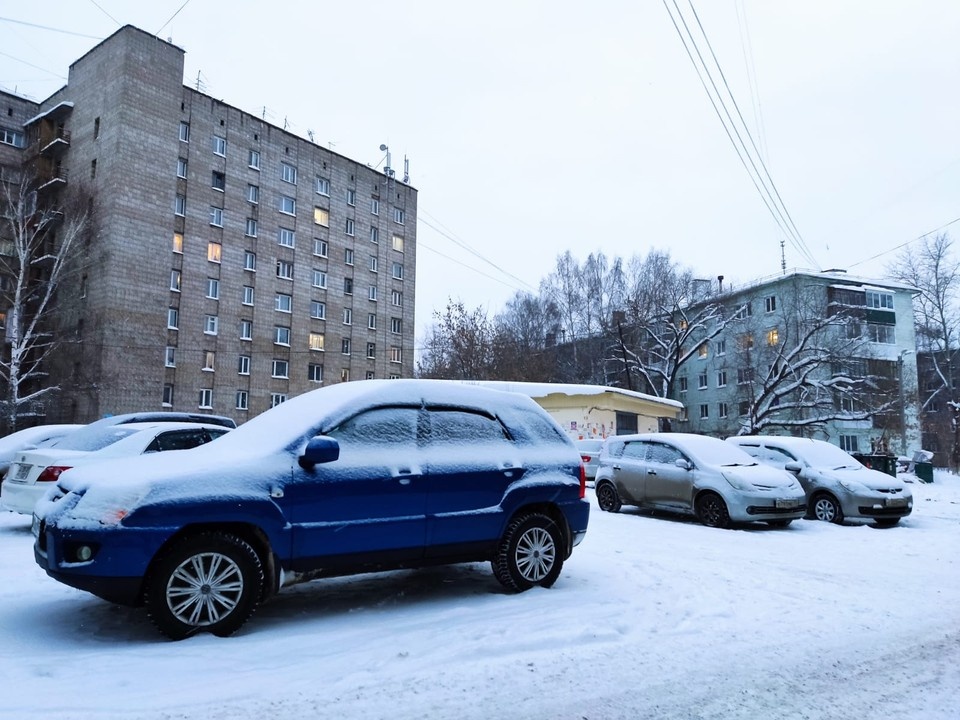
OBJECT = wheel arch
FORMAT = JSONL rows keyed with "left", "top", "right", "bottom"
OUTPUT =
{"left": 504, "top": 503, "right": 572, "bottom": 558}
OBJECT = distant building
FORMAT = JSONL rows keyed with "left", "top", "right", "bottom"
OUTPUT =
{"left": 0, "top": 26, "right": 416, "bottom": 429}
{"left": 670, "top": 270, "right": 920, "bottom": 454}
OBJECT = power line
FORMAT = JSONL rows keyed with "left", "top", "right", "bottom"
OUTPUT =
{"left": 0, "top": 50, "right": 66, "bottom": 80}
{"left": 0, "top": 16, "right": 102, "bottom": 39}
{"left": 848, "top": 215, "right": 960, "bottom": 269}
{"left": 157, "top": 0, "right": 191, "bottom": 36}
{"left": 87, "top": 0, "right": 121, "bottom": 27}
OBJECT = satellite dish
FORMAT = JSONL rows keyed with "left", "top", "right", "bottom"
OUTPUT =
{"left": 379, "top": 144, "right": 388, "bottom": 151}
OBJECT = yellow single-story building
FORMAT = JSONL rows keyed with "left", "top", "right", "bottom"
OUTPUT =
{"left": 459, "top": 381, "right": 684, "bottom": 440}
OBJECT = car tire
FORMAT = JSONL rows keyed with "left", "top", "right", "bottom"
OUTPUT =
{"left": 766, "top": 519, "right": 793, "bottom": 528}
{"left": 492, "top": 512, "right": 564, "bottom": 593}
{"left": 873, "top": 518, "right": 900, "bottom": 528}
{"left": 145, "top": 532, "right": 264, "bottom": 640}
{"left": 695, "top": 492, "right": 731, "bottom": 529}
{"left": 595, "top": 481, "right": 622, "bottom": 513}
{"left": 811, "top": 493, "right": 843, "bottom": 524}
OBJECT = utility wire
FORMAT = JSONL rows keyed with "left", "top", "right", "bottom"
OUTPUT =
{"left": 157, "top": 0, "right": 191, "bottom": 36}
{"left": 87, "top": 0, "right": 121, "bottom": 27}
{"left": 848, "top": 215, "right": 960, "bottom": 269}
{"left": 0, "top": 50, "right": 66, "bottom": 79}
{"left": 0, "top": 16, "right": 102, "bottom": 39}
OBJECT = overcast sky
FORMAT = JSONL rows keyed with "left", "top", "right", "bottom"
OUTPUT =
{"left": 3, "top": 1, "right": 959, "bottom": 344}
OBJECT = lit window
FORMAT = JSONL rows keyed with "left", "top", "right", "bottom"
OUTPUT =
{"left": 276, "top": 260, "right": 294, "bottom": 280}
{"left": 199, "top": 389, "right": 213, "bottom": 409}
{"left": 767, "top": 329, "right": 780, "bottom": 346}
{"left": 698, "top": 343, "right": 708, "bottom": 359}
{"left": 242, "top": 286, "right": 254, "bottom": 305}
{"left": 207, "top": 242, "right": 222, "bottom": 263}
{"left": 308, "top": 364, "right": 323, "bottom": 382}
{"left": 314, "top": 207, "right": 329, "bottom": 227}
{"left": 275, "top": 293, "right": 293, "bottom": 312}
{"left": 204, "top": 316, "right": 218, "bottom": 335}
{"left": 236, "top": 391, "right": 249, "bottom": 411}
{"left": 167, "top": 307, "right": 179, "bottom": 329}
{"left": 274, "top": 326, "right": 291, "bottom": 346}
{"left": 278, "top": 228, "right": 296, "bottom": 247}
{"left": 310, "top": 301, "right": 326, "bottom": 319}
{"left": 248, "top": 149, "right": 260, "bottom": 170}
{"left": 206, "top": 278, "right": 220, "bottom": 299}
{"left": 312, "top": 270, "right": 327, "bottom": 289}
{"left": 314, "top": 238, "right": 328, "bottom": 257}
{"left": 245, "top": 218, "right": 258, "bottom": 237}
{"left": 244, "top": 251, "right": 257, "bottom": 271}
{"left": 210, "top": 207, "right": 224, "bottom": 227}
{"left": 309, "top": 333, "right": 325, "bottom": 351}
{"left": 390, "top": 346, "right": 402, "bottom": 364}
{"left": 212, "top": 135, "right": 226, "bottom": 156}
{"left": 172, "top": 232, "right": 183, "bottom": 253}
{"left": 280, "top": 162, "right": 297, "bottom": 184}
{"left": 247, "top": 184, "right": 260, "bottom": 204}
{"left": 392, "top": 235, "right": 404, "bottom": 252}
{"left": 179, "top": 122, "right": 190, "bottom": 143}
{"left": 391, "top": 262, "right": 403, "bottom": 280}
{"left": 279, "top": 195, "right": 296, "bottom": 215}
{"left": 271, "top": 359, "right": 289, "bottom": 378}
{"left": 238, "top": 355, "right": 250, "bottom": 375}
{"left": 165, "top": 346, "right": 176, "bottom": 367}
{"left": 315, "top": 176, "right": 330, "bottom": 195}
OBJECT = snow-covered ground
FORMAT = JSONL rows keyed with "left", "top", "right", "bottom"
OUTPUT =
{"left": 1, "top": 472, "right": 958, "bottom": 720}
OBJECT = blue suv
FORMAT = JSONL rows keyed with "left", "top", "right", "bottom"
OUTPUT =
{"left": 33, "top": 380, "right": 589, "bottom": 639}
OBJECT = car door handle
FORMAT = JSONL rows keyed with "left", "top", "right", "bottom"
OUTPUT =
{"left": 612, "top": 464, "right": 621, "bottom": 471}
{"left": 647, "top": 470, "right": 657, "bottom": 476}
{"left": 398, "top": 478, "right": 412, "bottom": 486}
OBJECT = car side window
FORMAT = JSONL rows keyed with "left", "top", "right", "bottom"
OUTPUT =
{"left": 327, "top": 407, "right": 418, "bottom": 449}
{"left": 428, "top": 409, "right": 509, "bottom": 445}
{"left": 647, "top": 443, "right": 684, "bottom": 466}
{"left": 621, "top": 441, "right": 646, "bottom": 460}
{"left": 146, "top": 430, "right": 208, "bottom": 453}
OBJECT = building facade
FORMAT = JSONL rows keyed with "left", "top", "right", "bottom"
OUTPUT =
{"left": 0, "top": 26, "right": 417, "bottom": 428}
{"left": 672, "top": 270, "right": 921, "bottom": 455}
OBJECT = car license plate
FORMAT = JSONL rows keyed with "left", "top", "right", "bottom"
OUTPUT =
{"left": 886, "top": 497, "right": 907, "bottom": 507}
{"left": 776, "top": 498, "right": 800, "bottom": 509}
{"left": 14, "top": 464, "right": 31, "bottom": 481}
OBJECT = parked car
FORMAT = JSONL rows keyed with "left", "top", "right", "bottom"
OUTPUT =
{"left": 33, "top": 379, "right": 590, "bottom": 640}
{"left": 1, "top": 422, "right": 230, "bottom": 515}
{"left": 576, "top": 439, "right": 605, "bottom": 481}
{"left": 727, "top": 436, "right": 913, "bottom": 527}
{"left": 0, "top": 424, "right": 84, "bottom": 479}
{"left": 594, "top": 432, "right": 806, "bottom": 528}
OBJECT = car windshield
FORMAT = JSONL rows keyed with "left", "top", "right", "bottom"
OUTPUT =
{"left": 49, "top": 426, "right": 144, "bottom": 452}
{"left": 790, "top": 441, "right": 861, "bottom": 469}
{"left": 679, "top": 435, "right": 758, "bottom": 467}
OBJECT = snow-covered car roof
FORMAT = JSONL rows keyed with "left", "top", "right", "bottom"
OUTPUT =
{"left": 612, "top": 432, "right": 760, "bottom": 467}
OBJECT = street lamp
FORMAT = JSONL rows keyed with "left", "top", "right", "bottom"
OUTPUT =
{"left": 898, "top": 349, "right": 914, "bottom": 455}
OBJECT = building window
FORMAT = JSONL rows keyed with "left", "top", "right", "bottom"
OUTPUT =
{"left": 238, "top": 355, "right": 250, "bottom": 375}
{"left": 204, "top": 315, "right": 218, "bottom": 335}
{"left": 368, "top": 255, "right": 379, "bottom": 273}
{"left": 240, "top": 319, "right": 253, "bottom": 340}
{"left": 366, "top": 342, "right": 376, "bottom": 359}
{"left": 176, "top": 157, "right": 187, "bottom": 178}
{"left": 368, "top": 285, "right": 378, "bottom": 301}
{"left": 738, "top": 401, "right": 750, "bottom": 417}
{"left": 718, "top": 402, "right": 728, "bottom": 419}
{"left": 764, "top": 296, "right": 777, "bottom": 313}
{"left": 314, "top": 207, "right": 329, "bottom": 227}
{"left": 840, "top": 396, "right": 857, "bottom": 413}
{"left": 737, "top": 367, "right": 754, "bottom": 384}
{"left": 275, "top": 293, "right": 293, "bottom": 312}
{"left": 739, "top": 333, "right": 754, "bottom": 350}
{"left": 370, "top": 226, "right": 379, "bottom": 244}
{"left": 392, "top": 235, "right": 404, "bottom": 252}
{"left": 717, "top": 370, "right": 727, "bottom": 387}
{"left": 866, "top": 323, "right": 895, "bottom": 344}
{"left": 244, "top": 251, "right": 257, "bottom": 271}
{"left": 309, "top": 333, "right": 325, "bottom": 351}
{"left": 167, "top": 307, "right": 179, "bottom": 329}
{"left": 391, "top": 290, "right": 402, "bottom": 307}
{"left": 391, "top": 262, "right": 403, "bottom": 280}
{"left": 698, "top": 343, "right": 708, "bottom": 359}
{"left": 346, "top": 188, "right": 356, "bottom": 206}
{"left": 170, "top": 270, "right": 181, "bottom": 292}
{"left": 247, "top": 184, "right": 260, "bottom": 204}
{"left": 371, "top": 198, "right": 380, "bottom": 215}
{"left": 340, "top": 369, "right": 350, "bottom": 382}
{"left": 211, "top": 170, "right": 226, "bottom": 191}
{"left": 393, "top": 207, "right": 405, "bottom": 224}
{"left": 308, "top": 363, "right": 323, "bottom": 382}
{"left": 199, "top": 389, "right": 213, "bottom": 409}
{"left": 210, "top": 206, "right": 224, "bottom": 227}
{"left": 313, "top": 270, "right": 327, "bottom": 289}
{"left": 274, "top": 326, "right": 291, "bottom": 346}
{"left": 698, "top": 372, "right": 708, "bottom": 389}
{"left": 162, "top": 384, "right": 174, "bottom": 407}
{"left": 206, "top": 278, "right": 220, "bottom": 300}
{"left": 236, "top": 391, "right": 249, "bottom": 411}
{"left": 212, "top": 135, "right": 226, "bottom": 156}
{"left": 368, "top": 314, "right": 377, "bottom": 330}
{"left": 278, "top": 228, "right": 296, "bottom": 248}
{"left": 314, "top": 238, "right": 328, "bottom": 257}
{"left": 276, "top": 260, "right": 294, "bottom": 280}
{"left": 165, "top": 346, "right": 176, "bottom": 367}
{"left": 716, "top": 339, "right": 726, "bottom": 356}
{"left": 699, "top": 404, "right": 709, "bottom": 420}
{"left": 366, "top": 371, "right": 376, "bottom": 380}
{"left": 344, "top": 248, "right": 355, "bottom": 265}
{"left": 245, "top": 218, "right": 258, "bottom": 237}
{"left": 248, "top": 149, "right": 260, "bottom": 170}
{"left": 174, "top": 195, "right": 186, "bottom": 216}
{"left": 341, "top": 338, "right": 351, "bottom": 355}
{"left": 866, "top": 291, "right": 894, "bottom": 310}
{"left": 767, "top": 328, "right": 780, "bottom": 346}
{"left": 207, "top": 242, "right": 222, "bottom": 263}
{"left": 271, "top": 393, "right": 287, "bottom": 408}
{"left": 310, "top": 301, "right": 326, "bottom": 319}
{"left": 390, "top": 317, "right": 402, "bottom": 334}
{"left": 272, "top": 359, "right": 289, "bottom": 378}
{"left": 678, "top": 376, "right": 688, "bottom": 393}
{"left": 242, "top": 286, "right": 255, "bottom": 305}
{"left": 172, "top": 232, "right": 183, "bottom": 253}
{"left": 343, "top": 308, "right": 353, "bottom": 325}
{"left": 839, "top": 435, "right": 859, "bottom": 452}
{"left": 345, "top": 218, "right": 355, "bottom": 236}
{"left": 203, "top": 351, "right": 216, "bottom": 371}
{"left": 344, "top": 277, "right": 354, "bottom": 295}
{"left": 280, "top": 162, "right": 297, "bottom": 184}
{"left": 315, "top": 176, "right": 330, "bottom": 195}
{"left": 390, "top": 346, "right": 402, "bottom": 364}
{"left": 179, "top": 122, "right": 190, "bottom": 142}
{"left": 279, "top": 195, "right": 296, "bottom": 215}
{"left": 734, "top": 303, "right": 752, "bottom": 320}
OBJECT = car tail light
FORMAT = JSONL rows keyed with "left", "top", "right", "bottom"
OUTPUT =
{"left": 37, "top": 466, "right": 72, "bottom": 483}
{"left": 579, "top": 462, "right": 586, "bottom": 499}
{"left": 580, "top": 454, "right": 592, "bottom": 464}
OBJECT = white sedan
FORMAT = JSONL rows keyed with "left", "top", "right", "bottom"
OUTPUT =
{"left": 0, "top": 422, "right": 230, "bottom": 515}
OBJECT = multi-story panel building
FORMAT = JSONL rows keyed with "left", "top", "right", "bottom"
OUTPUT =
{"left": 672, "top": 270, "right": 920, "bottom": 454}
{"left": 0, "top": 25, "right": 416, "bottom": 428}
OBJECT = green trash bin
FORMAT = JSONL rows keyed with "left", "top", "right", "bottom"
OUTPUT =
{"left": 914, "top": 462, "right": 934, "bottom": 483}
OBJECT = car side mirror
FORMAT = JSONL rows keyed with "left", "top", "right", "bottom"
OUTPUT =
{"left": 784, "top": 461, "right": 802, "bottom": 474}
{"left": 675, "top": 458, "right": 692, "bottom": 471}
{"left": 299, "top": 435, "right": 340, "bottom": 469}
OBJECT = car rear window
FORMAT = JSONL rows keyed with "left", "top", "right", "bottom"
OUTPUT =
{"left": 53, "top": 427, "right": 142, "bottom": 452}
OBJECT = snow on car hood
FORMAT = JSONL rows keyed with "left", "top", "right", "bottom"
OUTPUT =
{"left": 829, "top": 465, "right": 907, "bottom": 491}
{"left": 721, "top": 462, "right": 799, "bottom": 489}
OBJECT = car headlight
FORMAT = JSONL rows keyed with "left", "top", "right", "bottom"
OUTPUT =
{"left": 838, "top": 478, "right": 869, "bottom": 494}
{"left": 722, "top": 472, "right": 755, "bottom": 492}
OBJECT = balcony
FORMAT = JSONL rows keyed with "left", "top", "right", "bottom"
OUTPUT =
{"left": 39, "top": 129, "right": 71, "bottom": 157}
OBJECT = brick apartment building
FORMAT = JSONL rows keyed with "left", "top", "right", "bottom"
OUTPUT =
{"left": 0, "top": 25, "right": 417, "bottom": 429}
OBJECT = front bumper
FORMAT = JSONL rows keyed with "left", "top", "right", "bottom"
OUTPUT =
{"left": 726, "top": 488, "right": 808, "bottom": 522}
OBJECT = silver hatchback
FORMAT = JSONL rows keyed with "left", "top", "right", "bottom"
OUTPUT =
{"left": 594, "top": 433, "right": 807, "bottom": 528}
{"left": 727, "top": 436, "right": 913, "bottom": 527}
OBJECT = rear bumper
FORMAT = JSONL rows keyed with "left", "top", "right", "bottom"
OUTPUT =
{"left": 0, "top": 480, "right": 45, "bottom": 515}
